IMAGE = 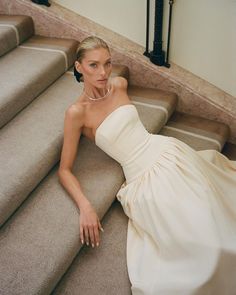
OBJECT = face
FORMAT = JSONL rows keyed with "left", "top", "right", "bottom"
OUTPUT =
{"left": 75, "top": 47, "right": 112, "bottom": 88}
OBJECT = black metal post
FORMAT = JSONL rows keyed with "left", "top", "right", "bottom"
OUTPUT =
{"left": 149, "top": 0, "right": 165, "bottom": 66}
{"left": 165, "top": 0, "right": 174, "bottom": 67}
{"left": 31, "top": 0, "right": 51, "bottom": 7}
{"left": 143, "top": 0, "right": 150, "bottom": 57}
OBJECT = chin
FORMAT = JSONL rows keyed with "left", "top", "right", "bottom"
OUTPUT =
{"left": 95, "top": 81, "right": 108, "bottom": 88}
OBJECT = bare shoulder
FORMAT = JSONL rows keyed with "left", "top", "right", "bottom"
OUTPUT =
{"left": 66, "top": 103, "right": 84, "bottom": 117}
{"left": 64, "top": 103, "right": 85, "bottom": 128}
{"left": 111, "top": 76, "right": 128, "bottom": 90}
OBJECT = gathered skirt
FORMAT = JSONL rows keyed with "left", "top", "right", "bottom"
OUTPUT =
{"left": 116, "top": 136, "right": 236, "bottom": 295}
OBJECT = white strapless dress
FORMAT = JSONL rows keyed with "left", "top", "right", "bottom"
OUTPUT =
{"left": 95, "top": 104, "right": 236, "bottom": 295}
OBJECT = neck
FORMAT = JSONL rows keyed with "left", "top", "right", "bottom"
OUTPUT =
{"left": 83, "top": 83, "right": 110, "bottom": 101}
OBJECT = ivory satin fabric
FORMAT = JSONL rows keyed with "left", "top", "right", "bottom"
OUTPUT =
{"left": 95, "top": 104, "right": 236, "bottom": 295}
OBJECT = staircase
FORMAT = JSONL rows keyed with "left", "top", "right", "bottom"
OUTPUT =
{"left": 0, "top": 14, "right": 233, "bottom": 295}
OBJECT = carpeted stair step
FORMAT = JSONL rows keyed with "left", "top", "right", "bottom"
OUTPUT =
{"left": 0, "top": 14, "right": 34, "bottom": 57}
{"left": 0, "top": 65, "right": 128, "bottom": 227}
{"left": 52, "top": 200, "right": 131, "bottom": 295}
{"left": 128, "top": 85, "right": 177, "bottom": 133}
{"left": 0, "top": 35, "right": 78, "bottom": 128}
{"left": 160, "top": 112, "right": 230, "bottom": 151}
{"left": 0, "top": 87, "right": 177, "bottom": 295}
{"left": 52, "top": 111, "right": 230, "bottom": 295}
{"left": 0, "top": 137, "right": 124, "bottom": 295}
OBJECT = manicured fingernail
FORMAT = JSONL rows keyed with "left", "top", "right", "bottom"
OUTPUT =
{"left": 100, "top": 228, "right": 104, "bottom": 232}
{"left": 96, "top": 242, "right": 99, "bottom": 247}
{"left": 92, "top": 243, "right": 94, "bottom": 248}
{"left": 81, "top": 239, "right": 84, "bottom": 244}
{"left": 86, "top": 242, "right": 89, "bottom": 246}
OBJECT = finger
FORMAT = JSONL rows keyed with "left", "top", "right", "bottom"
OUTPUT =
{"left": 94, "top": 225, "right": 100, "bottom": 247}
{"left": 84, "top": 227, "right": 90, "bottom": 246}
{"left": 80, "top": 225, "right": 84, "bottom": 245}
{"left": 88, "top": 226, "right": 95, "bottom": 248}
{"left": 98, "top": 221, "right": 104, "bottom": 232}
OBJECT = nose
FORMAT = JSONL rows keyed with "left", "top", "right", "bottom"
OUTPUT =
{"left": 100, "top": 66, "right": 106, "bottom": 76}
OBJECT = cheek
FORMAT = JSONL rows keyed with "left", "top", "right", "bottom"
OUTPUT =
{"left": 82, "top": 66, "right": 95, "bottom": 77}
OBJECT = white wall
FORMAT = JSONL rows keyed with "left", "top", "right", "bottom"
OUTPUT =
{"left": 54, "top": 0, "right": 147, "bottom": 45}
{"left": 167, "top": 0, "right": 235, "bottom": 97}
{"left": 53, "top": 0, "right": 235, "bottom": 97}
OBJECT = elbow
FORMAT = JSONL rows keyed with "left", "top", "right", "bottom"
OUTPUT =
{"left": 57, "top": 168, "right": 67, "bottom": 183}
{"left": 58, "top": 165, "right": 73, "bottom": 184}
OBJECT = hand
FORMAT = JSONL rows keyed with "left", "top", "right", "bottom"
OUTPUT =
{"left": 79, "top": 202, "right": 104, "bottom": 248}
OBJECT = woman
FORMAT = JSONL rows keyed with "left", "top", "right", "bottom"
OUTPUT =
{"left": 58, "top": 36, "right": 236, "bottom": 294}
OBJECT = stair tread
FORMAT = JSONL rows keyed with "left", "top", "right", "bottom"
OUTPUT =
{"left": 0, "top": 72, "right": 81, "bottom": 226}
{"left": 128, "top": 85, "right": 177, "bottom": 133}
{"left": 0, "top": 14, "right": 34, "bottom": 56}
{"left": 52, "top": 200, "right": 131, "bottom": 295}
{"left": 0, "top": 35, "right": 78, "bottom": 128}
{"left": 0, "top": 65, "right": 128, "bottom": 227}
{"left": 0, "top": 137, "right": 124, "bottom": 295}
{"left": 160, "top": 111, "right": 230, "bottom": 151}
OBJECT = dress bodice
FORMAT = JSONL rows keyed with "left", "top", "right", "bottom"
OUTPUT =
{"left": 95, "top": 104, "right": 169, "bottom": 183}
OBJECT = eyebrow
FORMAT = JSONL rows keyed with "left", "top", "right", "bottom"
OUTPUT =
{"left": 87, "top": 58, "right": 111, "bottom": 63}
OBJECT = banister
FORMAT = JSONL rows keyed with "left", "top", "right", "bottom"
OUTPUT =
{"left": 144, "top": 0, "right": 175, "bottom": 68}
{"left": 165, "top": 0, "right": 174, "bottom": 67}
{"left": 144, "top": 0, "right": 151, "bottom": 58}
{"left": 150, "top": 0, "right": 165, "bottom": 66}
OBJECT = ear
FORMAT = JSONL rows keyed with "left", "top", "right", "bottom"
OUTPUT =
{"left": 75, "top": 61, "right": 82, "bottom": 73}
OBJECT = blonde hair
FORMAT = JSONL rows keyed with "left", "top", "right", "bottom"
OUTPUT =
{"left": 76, "top": 36, "right": 110, "bottom": 62}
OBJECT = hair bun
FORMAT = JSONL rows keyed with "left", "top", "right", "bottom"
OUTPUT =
{"left": 74, "top": 66, "right": 83, "bottom": 83}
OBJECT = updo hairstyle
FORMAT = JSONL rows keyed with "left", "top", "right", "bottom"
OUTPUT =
{"left": 74, "top": 36, "right": 110, "bottom": 83}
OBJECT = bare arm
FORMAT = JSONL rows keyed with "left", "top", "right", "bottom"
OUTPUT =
{"left": 58, "top": 105, "right": 103, "bottom": 247}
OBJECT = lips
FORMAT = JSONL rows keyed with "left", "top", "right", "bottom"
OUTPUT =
{"left": 97, "top": 79, "right": 107, "bottom": 82}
